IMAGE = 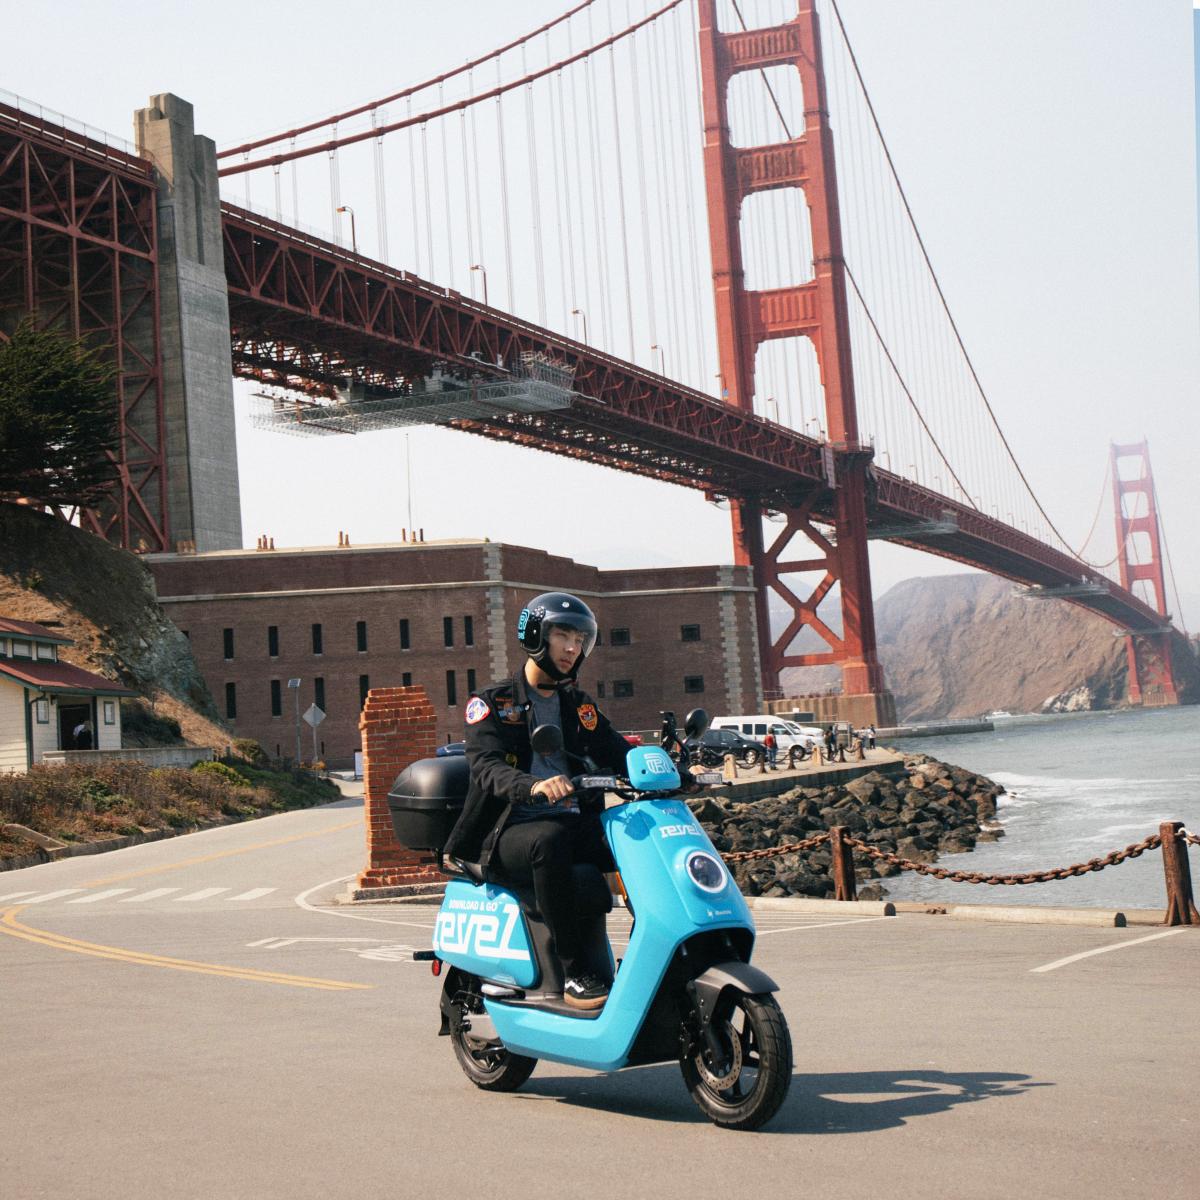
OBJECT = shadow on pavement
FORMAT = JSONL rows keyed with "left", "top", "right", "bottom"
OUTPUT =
{"left": 517, "top": 1066, "right": 1049, "bottom": 1132}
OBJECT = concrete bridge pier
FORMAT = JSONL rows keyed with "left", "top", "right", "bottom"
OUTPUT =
{"left": 134, "top": 94, "right": 241, "bottom": 552}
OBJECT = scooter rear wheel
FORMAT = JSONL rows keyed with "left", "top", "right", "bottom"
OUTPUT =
{"left": 681, "top": 992, "right": 792, "bottom": 1130}
{"left": 450, "top": 1014, "right": 537, "bottom": 1092}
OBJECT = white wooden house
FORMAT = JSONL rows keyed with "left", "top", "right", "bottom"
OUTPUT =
{"left": 0, "top": 618, "right": 135, "bottom": 773}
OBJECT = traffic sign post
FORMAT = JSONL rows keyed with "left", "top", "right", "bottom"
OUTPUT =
{"left": 302, "top": 703, "right": 326, "bottom": 768}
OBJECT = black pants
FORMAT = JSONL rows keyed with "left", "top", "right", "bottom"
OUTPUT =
{"left": 493, "top": 815, "right": 613, "bottom": 978}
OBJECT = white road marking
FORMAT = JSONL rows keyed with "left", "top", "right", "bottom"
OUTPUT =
{"left": 250, "top": 936, "right": 387, "bottom": 950}
{"left": 67, "top": 889, "right": 135, "bottom": 904}
{"left": 0, "top": 891, "right": 38, "bottom": 902}
{"left": 756, "top": 916, "right": 896, "bottom": 935}
{"left": 1031, "top": 928, "right": 1190, "bottom": 973}
{"left": 229, "top": 888, "right": 276, "bottom": 901}
{"left": 120, "top": 888, "right": 180, "bottom": 902}
{"left": 20, "top": 890, "right": 83, "bottom": 904}
{"left": 293, "top": 875, "right": 438, "bottom": 930}
{"left": 174, "top": 887, "right": 229, "bottom": 902}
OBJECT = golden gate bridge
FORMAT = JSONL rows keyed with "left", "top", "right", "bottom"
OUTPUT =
{"left": 0, "top": 0, "right": 1188, "bottom": 714}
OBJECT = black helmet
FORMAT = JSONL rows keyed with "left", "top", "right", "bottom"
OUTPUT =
{"left": 517, "top": 592, "right": 598, "bottom": 682}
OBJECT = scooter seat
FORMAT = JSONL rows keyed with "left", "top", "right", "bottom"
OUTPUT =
{"left": 446, "top": 857, "right": 485, "bottom": 884}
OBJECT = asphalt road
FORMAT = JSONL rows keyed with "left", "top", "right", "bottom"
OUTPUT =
{"left": 2, "top": 791, "right": 1196, "bottom": 1200}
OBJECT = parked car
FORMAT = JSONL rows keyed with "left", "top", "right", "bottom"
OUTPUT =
{"left": 685, "top": 726, "right": 766, "bottom": 768}
{"left": 711, "top": 715, "right": 822, "bottom": 754}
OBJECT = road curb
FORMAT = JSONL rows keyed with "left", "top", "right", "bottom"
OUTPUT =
{"left": 745, "top": 897, "right": 896, "bottom": 916}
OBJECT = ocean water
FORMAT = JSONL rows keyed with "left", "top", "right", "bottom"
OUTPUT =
{"left": 882, "top": 705, "right": 1200, "bottom": 912}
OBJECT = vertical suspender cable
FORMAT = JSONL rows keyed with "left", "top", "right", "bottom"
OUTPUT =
{"left": 374, "top": 108, "right": 390, "bottom": 264}
{"left": 460, "top": 107, "right": 475, "bottom": 295}
{"left": 407, "top": 99, "right": 421, "bottom": 276}
{"left": 439, "top": 83, "right": 455, "bottom": 285}
{"left": 421, "top": 122, "right": 435, "bottom": 278}
{"left": 583, "top": 8, "right": 612, "bottom": 349}
{"left": 289, "top": 139, "right": 299, "bottom": 225}
{"left": 495, "top": 58, "right": 516, "bottom": 312}
{"left": 626, "top": 0, "right": 657, "bottom": 355}
{"left": 607, "top": 41, "right": 636, "bottom": 362}
{"left": 524, "top": 44, "right": 548, "bottom": 325}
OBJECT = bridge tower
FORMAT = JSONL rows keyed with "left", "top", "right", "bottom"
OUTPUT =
{"left": 1110, "top": 442, "right": 1178, "bottom": 706}
{"left": 695, "top": 0, "right": 894, "bottom": 725}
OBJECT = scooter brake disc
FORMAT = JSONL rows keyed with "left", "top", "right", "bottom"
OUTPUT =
{"left": 694, "top": 1019, "right": 743, "bottom": 1090}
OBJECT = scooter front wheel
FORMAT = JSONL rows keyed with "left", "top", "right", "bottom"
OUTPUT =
{"left": 450, "top": 1013, "right": 537, "bottom": 1092}
{"left": 681, "top": 992, "right": 792, "bottom": 1131}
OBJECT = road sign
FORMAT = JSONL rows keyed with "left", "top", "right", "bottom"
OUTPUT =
{"left": 302, "top": 704, "right": 326, "bottom": 728}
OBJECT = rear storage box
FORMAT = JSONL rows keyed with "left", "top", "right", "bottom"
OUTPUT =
{"left": 387, "top": 755, "right": 470, "bottom": 850}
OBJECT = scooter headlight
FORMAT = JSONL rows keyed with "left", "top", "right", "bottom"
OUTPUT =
{"left": 686, "top": 850, "right": 727, "bottom": 894}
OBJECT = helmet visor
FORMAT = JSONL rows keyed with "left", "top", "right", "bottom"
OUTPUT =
{"left": 544, "top": 612, "right": 598, "bottom": 659}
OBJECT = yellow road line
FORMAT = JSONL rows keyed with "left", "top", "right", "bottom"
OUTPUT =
{"left": 0, "top": 907, "right": 371, "bottom": 991}
{"left": 83, "top": 820, "right": 359, "bottom": 887}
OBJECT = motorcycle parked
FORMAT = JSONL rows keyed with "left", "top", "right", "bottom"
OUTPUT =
{"left": 389, "top": 709, "right": 793, "bottom": 1130}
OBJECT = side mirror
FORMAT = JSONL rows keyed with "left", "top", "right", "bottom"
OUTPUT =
{"left": 530, "top": 723, "right": 564, "bottom": 756}
{"left": 683, "top": 708, "right": 710, "bottom": 739}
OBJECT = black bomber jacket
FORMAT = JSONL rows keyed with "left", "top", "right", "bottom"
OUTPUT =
{"left": 443, "top": 670, "right": 632, "bottom": 869}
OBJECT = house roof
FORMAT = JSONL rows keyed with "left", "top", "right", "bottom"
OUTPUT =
{"left": 0, "top": 617, "right": 72, "bottom": 645}
{"left": 0, "top": 658, "right": 135, "bottom": 697}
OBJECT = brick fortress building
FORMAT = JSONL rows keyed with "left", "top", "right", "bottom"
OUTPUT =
{"left": 146, "top": 539, "right": 764, "bottom": 767}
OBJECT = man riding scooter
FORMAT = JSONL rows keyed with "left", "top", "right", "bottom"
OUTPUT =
{"left": 443, "top": 592, "right": 631, "bottom": 1011}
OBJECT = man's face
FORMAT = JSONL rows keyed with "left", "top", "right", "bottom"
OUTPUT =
{"left": 546, "top": 624, "right": 585, "bottom": 674}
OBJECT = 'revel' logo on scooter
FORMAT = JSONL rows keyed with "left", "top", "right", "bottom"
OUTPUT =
{"left": 434, "top": 897, "right": 530, "bottom": 962}
{"left": 660, "top": 822, "right": 702, "bottom": 838}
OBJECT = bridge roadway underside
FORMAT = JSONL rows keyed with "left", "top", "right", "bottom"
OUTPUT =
{"left": 221, "top": 204, "right": 1164, "bottom": 638}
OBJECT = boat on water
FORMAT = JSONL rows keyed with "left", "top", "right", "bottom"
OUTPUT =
{"left": 984, "top": 709, "right": 1016, "bottom": 720}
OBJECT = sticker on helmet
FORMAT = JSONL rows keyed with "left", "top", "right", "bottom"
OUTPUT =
{"left": 577, "top": 703, "right": 598, "bottom": 731}
{"left": 516, "top": 609, "right": 530, "bottom": 637}
{"left": 465, "top": 697, "right": 491, "bottom": 725}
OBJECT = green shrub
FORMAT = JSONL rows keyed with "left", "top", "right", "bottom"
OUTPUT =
{"left": 232, "top": 738, "right": 268, "bottom": 765}
{"left": 191, "top": 760, "right": 248, "bottom": 788}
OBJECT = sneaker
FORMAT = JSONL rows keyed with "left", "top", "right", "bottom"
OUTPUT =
{"left": 563, "top": 973, "right": 609, "bottom": 1010}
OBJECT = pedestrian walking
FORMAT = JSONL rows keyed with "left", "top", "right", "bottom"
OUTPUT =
{"left": 763, "top": 731, "right": 777, "bottom": 770}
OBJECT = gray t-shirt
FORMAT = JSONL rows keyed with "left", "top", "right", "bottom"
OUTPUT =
{"left": 509, "top": 685, "right": 577, "bottom": 822}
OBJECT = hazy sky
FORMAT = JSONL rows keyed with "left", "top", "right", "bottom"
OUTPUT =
{"left": 6, "top": 1, "right": 1198, "bottom": 627}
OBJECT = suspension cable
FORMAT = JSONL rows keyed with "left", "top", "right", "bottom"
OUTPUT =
{"left": 217, "top": 0, "right": 601, "bottom": 159}
{"left": 828, "top": 0, "right": 1087, "bottom": 560}
{"left": 219, "top": 0, "right": 687, "bottom": 176}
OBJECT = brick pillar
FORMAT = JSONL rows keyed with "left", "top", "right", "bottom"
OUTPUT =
{"left": 356, "top": 686, "right": 443, "bottom": 892}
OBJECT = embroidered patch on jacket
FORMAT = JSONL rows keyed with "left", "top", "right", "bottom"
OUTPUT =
{"left": 505, "top": 752, "right": 519, "bottom": 766}
{"left": 577, "top": 703, "right": 599, "bottom": 731}
{"left": 465, "top": 697, "right": 490, "bottom": 725}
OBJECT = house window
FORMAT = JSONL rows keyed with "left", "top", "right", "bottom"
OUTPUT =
{"left": 402, "top": 672, "right": 413, "bottom": 687}
{"left": 223, "top": 628, "right": 235, "bottom": 659}
{"left": 311, "top": 623, "right": 323, "bottom": 655}
{"left": 446, "top": 670, "right": 457, "bottom": 707}
{"left": 36, "top": 643, "right": 56, "bottom": 661}
{"left": 399, "top": 618, "right": 411, "bottom": 650}
{"left": 443, "top": 616, "right": 454, "bottom": 647}
{"left": 613, "top": 679, "right": 634, "bottom": 698}
{"left": 596, "top": 681, "right": 605, "bottom": 699}
{"left": 680, "top": 624, "right": 701, "bottom": 642}
{"left": 684, "top": 675, "right": 705, "bottom": 694}
{"left": 314, "top": 677, "right": 326, "bottom": 712}
{"left": 34, "top": 699, "right": 50, "bottom": 724}
{"left": 464, "top": 615, "right": 474, "bottom": 646}
{"left": 0, "top": 638, "right": 9, "bottom": 657}
{"left": 610, "top": 628, "right": 631, "bottom": 646}
{"left": 466, "top": 668, "right": 477, "bottom": 694}
{"left": 103, "top": 700, "right": 116, "bottom": 725}
{"left": 359, "top": 674, "right": 370, "bottom": 708}
{"left": 268, "top": 625, "right": 279, "bottom": 657}
{"left": 356, "top": 620, "right": 368, "bottom": 652}
{"left": 270, "top": 679, "right": 282, "bottom": 717}
{"left": 225, "top": 682, "right": 237, "bottom": 719}
{"left": 12, "top": 640, "right": 32, "bottom": 659}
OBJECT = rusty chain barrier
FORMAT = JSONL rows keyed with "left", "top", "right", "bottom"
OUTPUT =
{"left": 720, "top": 821, "right": 1199, "bottom": 925}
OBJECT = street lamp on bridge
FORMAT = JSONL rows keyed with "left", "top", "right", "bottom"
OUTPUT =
{"left": 651, "top": 343, "right": 666, "bottom": 376}
{"left": 470, "top": 263, "right": 488, "bottom": 306}
{"left": 335, "top": 205, "right": 357, "bottom": 254}
{"left": 571, "top": 308, "right": 589, "bottom": 346}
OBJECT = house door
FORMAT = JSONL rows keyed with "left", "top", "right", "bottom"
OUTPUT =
{"left": 58, "top": 702, "right": 92, "bottom": 750}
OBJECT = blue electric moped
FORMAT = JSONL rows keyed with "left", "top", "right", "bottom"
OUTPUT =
{"left": 391, "top": 709, "right": 793, "bottom": 1130}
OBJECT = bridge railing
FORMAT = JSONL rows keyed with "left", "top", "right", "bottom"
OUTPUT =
{"left": 0, "top": 88, "right": 147, "bottom": 175}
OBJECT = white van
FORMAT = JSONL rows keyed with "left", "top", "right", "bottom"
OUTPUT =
{"left": 710, "top": 715, "right": 824, "bottom": 755}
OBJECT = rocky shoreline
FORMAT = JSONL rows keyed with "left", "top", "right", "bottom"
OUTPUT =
{"left": 689, "top": 753, "right": 1005, "bottom": 900}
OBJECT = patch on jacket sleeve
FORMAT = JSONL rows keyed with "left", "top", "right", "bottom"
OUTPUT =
{"left": 577, "top": 702, "right": 599, "bottom": 731}
{"left": 465, "top": 696, "right": 491, "bottom": 725}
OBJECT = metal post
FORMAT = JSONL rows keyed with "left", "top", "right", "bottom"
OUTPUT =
{"left": 829, "top": 825, "right": 857, "bottom": 901}
{"left": 1159, "top": 821, "right": 1198, "bottom": 925}
{"left": 287, "top": 677, "right": 301, "bottom": 765}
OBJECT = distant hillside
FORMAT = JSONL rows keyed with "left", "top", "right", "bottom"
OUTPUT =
{"left": 0, "top": 506, "right": 227, "bottom": 748}
{"left": 873, "top": 573, "right": 1199, "bottom": 722}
